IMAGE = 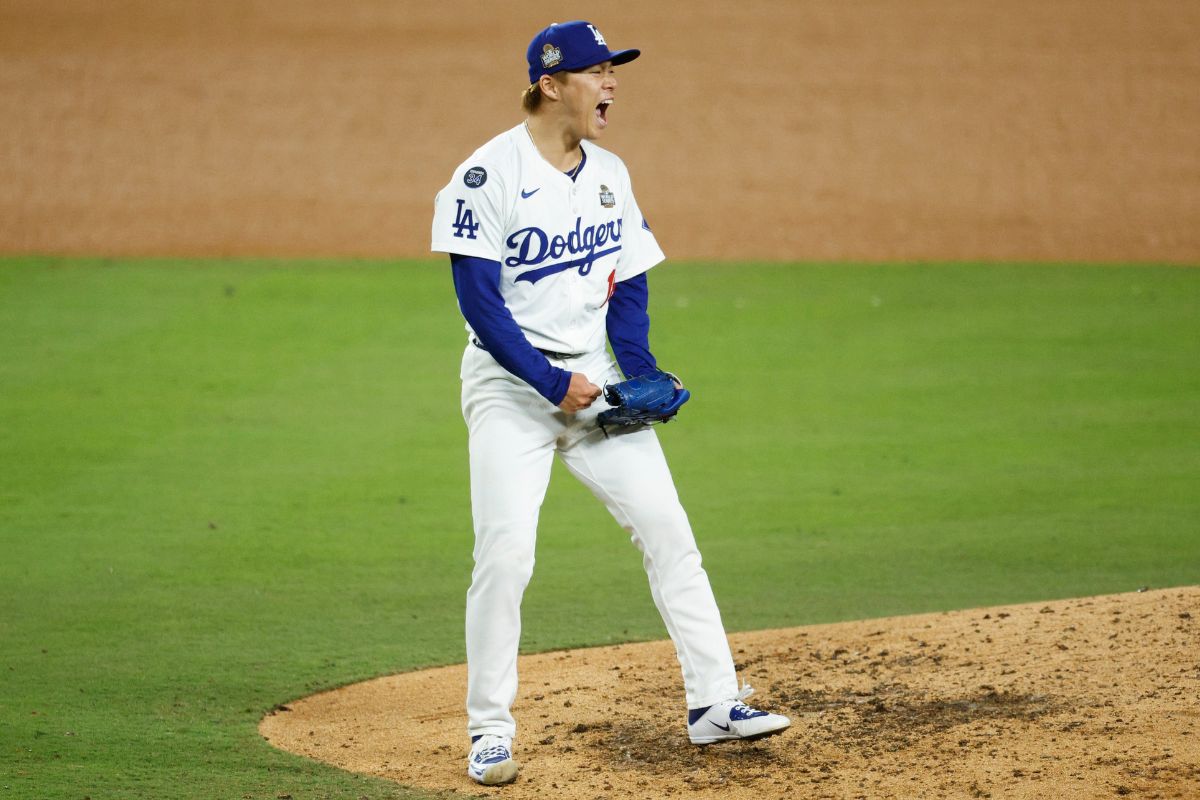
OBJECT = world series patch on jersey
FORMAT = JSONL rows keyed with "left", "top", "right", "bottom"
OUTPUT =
{"left": 431, "top": 124, "right": 665, "bottom": 356}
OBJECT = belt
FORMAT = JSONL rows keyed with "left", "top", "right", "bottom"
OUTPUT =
{"left": 472, "top": 338, "right": 583, "bottom": 361}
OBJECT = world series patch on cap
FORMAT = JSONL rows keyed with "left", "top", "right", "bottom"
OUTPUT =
{"left": 526, "top": 21, "right": 640, "bottom": 84}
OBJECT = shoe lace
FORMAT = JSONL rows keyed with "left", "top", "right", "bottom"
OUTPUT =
{"left": 732, "top": 680, "right": 762, "bottom": 715}
{"left": 473, "top": 735, "right": 511, "bottom": 762}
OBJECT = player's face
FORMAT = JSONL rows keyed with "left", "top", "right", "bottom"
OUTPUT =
{"left": 560, "top": 62, "right": 618, "bottom": 140}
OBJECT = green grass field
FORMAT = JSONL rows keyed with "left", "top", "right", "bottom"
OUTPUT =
{"left": 2, "top": 257, "right": 1197, "bottom": 799}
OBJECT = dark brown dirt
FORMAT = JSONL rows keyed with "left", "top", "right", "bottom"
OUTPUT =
{"left": 260, "top": 588, "right": 1200, "bottom": 799}
{"left": 2, "top": 0, "right": 1198, "bottom": 263}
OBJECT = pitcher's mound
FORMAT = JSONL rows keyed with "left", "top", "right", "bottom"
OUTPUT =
{"left": 261, "top": 587, "right": 1198, "bottom": 799}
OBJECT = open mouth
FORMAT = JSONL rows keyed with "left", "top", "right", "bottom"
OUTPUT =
{"left": 595, "top": 99, "right": 613, "bottom": 128}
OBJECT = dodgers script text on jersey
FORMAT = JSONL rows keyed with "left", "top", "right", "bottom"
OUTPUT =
{"left": 506, "top": 216, "right": 625, "bottom": 283}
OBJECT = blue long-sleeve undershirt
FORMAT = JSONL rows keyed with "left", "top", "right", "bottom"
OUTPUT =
{"left": 606, "top": 272, "right": 657, "bottom": 378}
{"left": 450, "top": 255, "right": 659, "bottom": 404}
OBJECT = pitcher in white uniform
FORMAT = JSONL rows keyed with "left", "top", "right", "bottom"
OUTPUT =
{"left": 431, "top": 20, "right": 790, "bottom": 787}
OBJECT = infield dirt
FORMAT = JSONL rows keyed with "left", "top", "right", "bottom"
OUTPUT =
{"left": 261, "top": 587, "right": 1199, "bottom": 799}
{"left": 2, "top": 0, "right": 1198, "bottom": 263}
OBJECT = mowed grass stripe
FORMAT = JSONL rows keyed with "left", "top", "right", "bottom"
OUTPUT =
{"left": 1, "top": 257, "right": 1196, "bottom": 799}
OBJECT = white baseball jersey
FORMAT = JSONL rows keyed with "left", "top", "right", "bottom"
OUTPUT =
{"left": 431, "top": 123, "right": 665, "bottom": 355}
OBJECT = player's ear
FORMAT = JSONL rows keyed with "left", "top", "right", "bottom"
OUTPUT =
{"left": 538, "top": 73, "right": 562, "bottom": 101}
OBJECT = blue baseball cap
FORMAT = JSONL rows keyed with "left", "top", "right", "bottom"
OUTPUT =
{"left": 526, "top": 21, "right": 640, "bottom": 84}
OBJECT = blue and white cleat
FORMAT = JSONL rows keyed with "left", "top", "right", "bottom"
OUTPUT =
{"left": 467, "top": 734, "right": 519, "bottom": 785}
{"left": 687, "top": 683, "right": 791, "bottom": 745}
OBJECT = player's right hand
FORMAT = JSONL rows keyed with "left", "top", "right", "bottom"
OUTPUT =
{"left": 559, "top": 372, "right": 601, "bottom": 414}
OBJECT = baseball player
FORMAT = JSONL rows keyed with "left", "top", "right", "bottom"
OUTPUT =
{"left": 431, "top": 21, "right": 790, "bottom": 786}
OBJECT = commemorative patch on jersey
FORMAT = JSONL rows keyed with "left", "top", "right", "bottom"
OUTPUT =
{"left": 463, "top": 166, "right": 488, "bottom": 189}
{"left": 598, "top": 185, "right": 615, "bottom": 208}
{"left": 541, "top": 43, "right": 563, "bottom": 69}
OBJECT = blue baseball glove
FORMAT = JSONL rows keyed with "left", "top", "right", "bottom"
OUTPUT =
{"left": 597, "top": 370, "right": 690, "bottom": 434}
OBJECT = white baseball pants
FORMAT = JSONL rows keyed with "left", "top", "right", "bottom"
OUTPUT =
{"left": 460, "top": 343, "right": 739, "bottom": 739}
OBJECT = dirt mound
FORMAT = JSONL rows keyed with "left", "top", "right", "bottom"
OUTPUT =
{"left": 2, "top": 1, "right": 1198, "bottom": 263}
{"left": 260, "top": 587, "right": 1198, "bottom": 799}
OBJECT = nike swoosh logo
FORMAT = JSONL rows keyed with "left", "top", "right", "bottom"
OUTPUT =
{"left": 710, "top": 721, "right": 731, "bottom": 732}
{"left": 520, "top": 188, "right": 540, "bottom": 199}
